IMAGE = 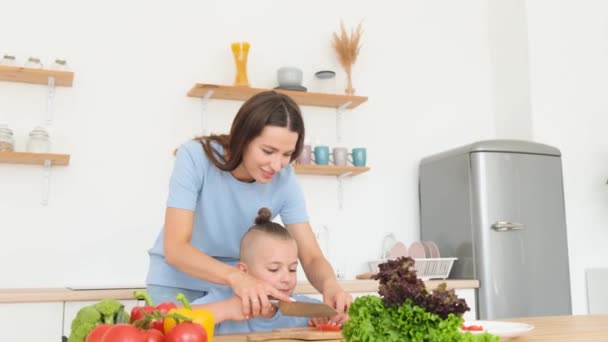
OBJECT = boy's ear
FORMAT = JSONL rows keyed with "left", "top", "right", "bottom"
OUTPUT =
{"left": 236, "top": 261, "right": 248, "bottom": 273}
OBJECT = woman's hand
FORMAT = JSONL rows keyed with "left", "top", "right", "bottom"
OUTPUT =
{"left": 223, "top": 296, "right": 252, "bottom": 321}
{"left": 228, "top": 271, "right": 292, "bottom": 318}
{"left": 323, "top": 286, "right": 352, "bottom": 325}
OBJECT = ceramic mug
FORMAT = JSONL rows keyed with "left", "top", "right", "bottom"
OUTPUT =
{"left": 313, "top": 145, "right": 330, "bottom": 165}
{"left": 332, "top": 147, "right": 349, "bottom": 166}
{"left": 297, "top": 144, "right": 312, "bottom": 164}
{"left": 351, "top": 147, "right": 367, "bottom": 167}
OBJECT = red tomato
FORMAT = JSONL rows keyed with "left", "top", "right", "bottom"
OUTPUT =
{"left": 165, "top": 323, "right": 207, "bottom": 342}
{"left": 141, "top": 329, "right": 165, "bottom": 342}
{"left": 101, "top": 324, "right": 144, "bottom": 342}
{"left": 462, "top": 324, "right": 484, "bottom": 331}
{"left": 86, "top": 324, "right": 112, "bottom": 342}
{"left": 316, "top": 323, "right": 342, "bottom": 332}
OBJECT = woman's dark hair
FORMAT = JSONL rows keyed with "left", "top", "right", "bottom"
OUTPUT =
{"left": 198, "top": 91, "right": 305, "bottom": 171}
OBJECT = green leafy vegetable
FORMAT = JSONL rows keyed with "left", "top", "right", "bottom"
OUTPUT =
{"left": 68, "top": 299, "right": 130, "bottom": 342}
{"left": 342, "top": 257, "right": 499, "bottom": 341}
{"left": 343, "top": 296, "right": 499, "bottom": 342}
{"left": 372, "top": 257, "right": 469, "bottom": 318}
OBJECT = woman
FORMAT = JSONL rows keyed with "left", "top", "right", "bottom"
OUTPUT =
{"left": 146, "top": 91, "right": 351, "bottom": 322}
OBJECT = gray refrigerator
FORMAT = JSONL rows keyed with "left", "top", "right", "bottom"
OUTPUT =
{"left": 419, "top": 140, "right": 572, "bottom": 319}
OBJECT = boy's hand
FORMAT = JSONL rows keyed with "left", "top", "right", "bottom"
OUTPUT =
{"left": 309, "top": 316, "right": 330, "bottom": 327}
{"left": 228, "top": 271, "right": 292, "bottom": 318}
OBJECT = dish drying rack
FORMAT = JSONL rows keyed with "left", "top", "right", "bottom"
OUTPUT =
{"left": 368, "top": 257, "right": 458, "bottom": 280}
{"left": 413, "top": 257, "right": 457, "bottom": 280}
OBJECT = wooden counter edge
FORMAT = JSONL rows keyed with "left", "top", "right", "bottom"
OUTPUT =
{"left": 0, "top": 279, "right": 479, "bottom": 303}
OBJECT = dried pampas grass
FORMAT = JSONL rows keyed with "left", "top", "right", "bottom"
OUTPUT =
{"left": 332, "top": 21, "right": 364, "bottom": 95}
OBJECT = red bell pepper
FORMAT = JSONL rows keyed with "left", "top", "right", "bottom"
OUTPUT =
{"left": 131, "top": 290, "right": 178, "bottom": 332}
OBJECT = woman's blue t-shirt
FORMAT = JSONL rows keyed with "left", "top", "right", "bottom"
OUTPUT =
{"left": 146, "top": 140, "right": 309, "bottom": 291}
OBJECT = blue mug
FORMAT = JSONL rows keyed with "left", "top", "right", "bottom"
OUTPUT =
{"left": 351, "top": 147, "right": 367, "bottom": 167}
{"left": 313, "top": 145, "right": 330, "bottom": 165}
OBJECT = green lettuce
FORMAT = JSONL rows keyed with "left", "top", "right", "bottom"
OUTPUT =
{"left": 343, "top": 296, "right": 499, "bottom": 342}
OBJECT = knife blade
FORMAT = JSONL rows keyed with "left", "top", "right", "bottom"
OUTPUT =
{"left": 275, "top": 300, "right": 339, "bottom": 317}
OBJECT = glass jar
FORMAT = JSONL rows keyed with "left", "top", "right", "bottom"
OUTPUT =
{"left": 51, "top": 58, "right": 69, "bottom": 71}
{"left": 0, "top": 125, "right": 15, "bottom": 152}
{"left": 24, "top": 57, "right": 43, "bottom": 69}
{"left": 1, "top": 55, "right": 17, "bottom": 66}
{"left": 26, "top": 126, "right": 51, "bottom": 153}
{"left": 314, "top": 70, "right": 337, "bottom": 93}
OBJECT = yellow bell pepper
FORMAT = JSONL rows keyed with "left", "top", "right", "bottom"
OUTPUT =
{"left": 164, "top": 293, "right": 215, "bottom": 342}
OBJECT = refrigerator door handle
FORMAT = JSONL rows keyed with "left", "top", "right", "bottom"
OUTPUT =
{"left": 491, "top": 221, "right": 525, "bottom": 232}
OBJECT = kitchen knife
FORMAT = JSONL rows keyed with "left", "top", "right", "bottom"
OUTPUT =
{"left": 274, "top": 300, "right": 339, "bottom": 317}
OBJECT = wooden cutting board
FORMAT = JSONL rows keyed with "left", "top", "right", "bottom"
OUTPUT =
{"left": 214, "top": 327, "right": 343, "bottom": 342}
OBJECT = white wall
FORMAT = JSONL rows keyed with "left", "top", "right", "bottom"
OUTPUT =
{"left": 0, "top": 0, "right": 495, "bottom": 289}
{"left": 526, "top": 1, "right": 608, "bottom": 314}
{"left": 6, "top": 0, "right": 603, "bottom": 316}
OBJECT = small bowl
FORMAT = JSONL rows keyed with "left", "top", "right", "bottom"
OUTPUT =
{"left": 277, "top": 67, "right": 303, "bottom": 87}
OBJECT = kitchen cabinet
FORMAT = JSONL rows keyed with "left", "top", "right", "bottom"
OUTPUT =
{"left": 0, "top": 302, "right": 64, "bottom": 342}
{"left": 62, "top": 299, "right": 141, "bottom": 338}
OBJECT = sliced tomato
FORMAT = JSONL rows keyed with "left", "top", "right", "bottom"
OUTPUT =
{"left": 462, "top": 324, "right": 484, "bottom": 331}
{"left": 316, "top": 323, "right": 342, "bottom": 332}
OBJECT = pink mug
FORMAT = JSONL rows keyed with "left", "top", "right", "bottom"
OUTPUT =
{"left": 297, "top": 145, "right": 312, "bottom": 164}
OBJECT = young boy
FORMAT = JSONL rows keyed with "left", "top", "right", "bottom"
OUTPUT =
{"left": 191, "top": 208, "right": 336, "bottom": 334}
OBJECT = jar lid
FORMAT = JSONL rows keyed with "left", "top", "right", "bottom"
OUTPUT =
{"left": 54, "top": 59, "right": 67, "bottom": 65}
{"left": 29, "top": 126, "right": 49, "bottom": 138}
{"left": 2, "top": 55, "right": 16, "bottom": 60}
{"left": 27, "top": 57, "right": 41, "bottom": 63}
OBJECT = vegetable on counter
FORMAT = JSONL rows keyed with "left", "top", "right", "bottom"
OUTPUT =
{"left": 462, "top": 325, "right": 484, "bottom": 332}
{"left": 316, "top": 323, "right": 342, "bottom": 332}
{"left": 68, "top": 299, "right": 131, "bottom": 342}
{"left": 163, "top": 293, "right": 214, "bottom": 341}
{"left": 373, "top": 257, "right": 469, "bottom": 319}
{"left": 165, "top": 322, "right": 208, "bottom": 342}
{"left": 131, "top": 290, "right": 177, "bottom": 332}
{"left": 343, "top": 257, "right": 499, "bottom": 342}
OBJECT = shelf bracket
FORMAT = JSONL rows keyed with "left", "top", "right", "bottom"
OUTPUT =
{"left": 201, "top": 89, "right": 214, "bottom": 135}
{"left": 45, "top": 76, "right": 56, "bottom": 126}
{"left": 41, "top": 159, "right": 52, "bottom": 206}
{"left": 336, "top": 101, "right": 351, "bottom": 145}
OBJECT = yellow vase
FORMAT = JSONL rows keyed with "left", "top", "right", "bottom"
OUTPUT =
{"left": 231, "top": 42, "right": 250, "bottom": 86}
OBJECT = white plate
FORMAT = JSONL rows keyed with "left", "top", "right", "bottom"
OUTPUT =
{"left": 461, "top": 320, "right": 534, "bottom": 338}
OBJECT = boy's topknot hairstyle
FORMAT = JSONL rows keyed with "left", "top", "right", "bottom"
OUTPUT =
{"left": 240, "top": 208, "right": 294, "bottom": 262}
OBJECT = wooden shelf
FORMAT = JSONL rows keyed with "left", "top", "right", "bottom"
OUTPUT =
{"left": 293, "top": 164, "right": 370, "bottom": 177}
{"left": 188, "top": 83, "right": 367, "bottom": 109}
{"left": 0, "top": 65, "right": 74, "bottom": 87}
{"left": 0, "top": 152, "right": 70, "bottom": 166}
